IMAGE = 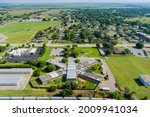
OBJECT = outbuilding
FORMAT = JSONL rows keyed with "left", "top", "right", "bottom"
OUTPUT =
{"left": 138, "top": 75, "right": 150, "bottom": 86}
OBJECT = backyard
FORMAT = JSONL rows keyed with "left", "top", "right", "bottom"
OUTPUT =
{"left": 106, "top": 55, "right": 150, "bottom": 99}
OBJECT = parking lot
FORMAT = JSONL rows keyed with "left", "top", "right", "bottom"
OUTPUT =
{"left": 130, "top": 48, "right": 148, "bottom": 58}
{"left": 50, "top": 48, "right": 65, "bottom": 56}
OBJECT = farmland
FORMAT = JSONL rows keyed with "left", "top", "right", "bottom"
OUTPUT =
{"left": 106, "top": 55, "right": 150, "bottom": 99}
{"left": 8, "top": 9, "right": 41, "bottom": 16}
{"left": 0, "top": 21, "right": 61, "bottom": 44}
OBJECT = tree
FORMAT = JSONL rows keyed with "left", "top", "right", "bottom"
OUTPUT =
{"left": 75, "top": 59, "right": 80, "bottom": 63}
{"left": 62, "top": 81, "right": 77, "bottom": 90}
{"left": 0, "top": 46, "right": 6, "bottom": 52}
{"left": 124, "top": 87, "right": 135, "bottom": 99}
{"left": 49, "top": 86, "right": 57, "bottom": 92}
{"left": 33, "top": 69, "right": 41, "bottom": 77}
{"left": 26, "top": 60, "right": 37, "bottom": 66}
{"left": 45, "top": 64, "right": 56, "bottom": 72}
{"left": 105, "top": 49, "right": 113, "bottom": 56}
{"left": 111, "top": 91, "right": 124, "bottom": 100}
{"left": 136, "top": 42, "right": 144, "bottom": 49}
{"left": 6, "top": 43, "right": 10, "bottom": 47}
{"left": 124, "top": 49, "right": 131, "bottom": 54}
{"left": 72, "top": 50, "right": 79, "bottom": 58}
{"left": 37, "top": 61, "right": 46, "bottom": 68}
{"left": 61, "top": 89, "right": 73, "bottom": 97}
{"left": 62, "top": 58, "right": 68, "bottom": 63}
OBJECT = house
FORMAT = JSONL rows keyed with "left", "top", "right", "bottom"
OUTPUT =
{"left": 113, "top": 47, "right": 124, "bottom": 54}
{"left": 136, "top": 32, "right": 150, "bottom": 43}
{"left": 0, "top": 68, "right": 33, "bottom": 90}
{"left": 138, "top": 75, "right": 150, "bottom": 86}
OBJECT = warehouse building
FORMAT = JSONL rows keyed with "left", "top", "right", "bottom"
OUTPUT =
{"left": 0, "top": 68, "right": 33, "bottom": 90}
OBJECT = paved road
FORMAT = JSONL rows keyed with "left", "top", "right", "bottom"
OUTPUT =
{"left": 1, "top": 41, "right": 150, "bottom": 48}
{"left": 100, "top": 59, "right": 116, "bottom": 92}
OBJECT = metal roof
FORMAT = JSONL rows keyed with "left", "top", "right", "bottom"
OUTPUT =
{"left": 67, "top": 70, "right": 77, "bottom": 80}
{"left": 66, "top": 61, "right": 77, "bottom": 80}
{"left": 0, "top": 74, "right": 22, "bottom": 86}
{"left": 0, "top": 68, "right": 33, "bottom": 74}
{"left": 139, "top": 75, "right": 150, "bottom": 82}
{"left": 39, "top": 70, "right": 63, "bottom": 84}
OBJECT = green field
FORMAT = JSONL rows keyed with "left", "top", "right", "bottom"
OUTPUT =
{"left": 38, "top": 47, "right": 53, "bottom": 61}
{"left": 127, "top": 17, "right": 150, "bottom": 24}
{"left": 41, "top": 9, "right": 62, "bottom": 18}
{"left": 106, "top": 55, "right": 150, "bottom": 99}
{"left": 77, "top": 47, "right": 102, "bottom": 58}
{"left": 8, "top": 9, "right": 40, "bottom": 16}
{"left": 0, "top": 21, "right": 61, "bottom": 44}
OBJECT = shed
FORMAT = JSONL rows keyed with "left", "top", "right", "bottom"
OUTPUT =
{"left": 139, "top": 75, "right": 150, "bottom": 86}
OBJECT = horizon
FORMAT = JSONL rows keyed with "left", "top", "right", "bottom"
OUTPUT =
{"left": 1, "top": 0, "right": 150, "bottom": 3}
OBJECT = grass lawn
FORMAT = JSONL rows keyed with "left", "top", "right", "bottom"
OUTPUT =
{"left": 41, "top": 9, "right": 62, "bottom": 18}
{"left": 77, "top": 78, "right": 97, "bottom": 90}
{"left": 106, "top": 55, "right": 150, "bottom": 99}
{"left": 127, "top": 17, "right": 150, "bottom": 24}
{"left": 0, "top": 21, "right": 61, "bottom": 44}
{"left": 77, "top": 47, "right": 102, "bottom": 58}
{"left": 8, "top": 9, "right": 40, "bottom": 16}
{"left": 38, "top": 47, "right": 54, "bottom": 61}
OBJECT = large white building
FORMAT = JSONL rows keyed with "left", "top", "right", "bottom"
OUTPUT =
{"left": 9, "top": 48, "right": 37, "bottom": 57}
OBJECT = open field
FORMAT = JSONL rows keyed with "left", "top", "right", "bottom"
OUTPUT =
{"left": 106, "top": 55, "right": 150, "bottom": 99}
{"left": 127, "top": 17, "right": 150, "bottom": 24}
{"left": 41, "top": 9, "right": 62, "bottom": 18}
{"left": 8, "top": 9, "right": 40, "bottom": 16}
{"left": 77, "top": 47, "right": 102, "bottom": 58}
{"left": 0, "top": 21, "right": 61, "bottom": 44}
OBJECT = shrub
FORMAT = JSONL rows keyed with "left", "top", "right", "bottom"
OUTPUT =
{"left": 62, "top": 58, "right": 68, "bottom": 63}
{"left": 45, "top": 64, "right": 56, "bottom": 72}
{"left": 136, "top": 42, "right": 144, "bottom": 49}
{"left": 75, "top": 59, "right": 80, "bottom": 63}
{"left": 49, "top": 86, "right": 57, "bottom": 92}
{"left": 61, "top": 89, "right": 73, "bottom": 97}
{"left": 33, "top": 69, "right": 41, "bottom": 77}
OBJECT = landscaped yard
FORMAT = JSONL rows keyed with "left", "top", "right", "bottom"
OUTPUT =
{"left": 0, "top": 21, "right": 61, "bottom": 44}
{"left": 106, "top": 55, "right": 150, "bottom": 99}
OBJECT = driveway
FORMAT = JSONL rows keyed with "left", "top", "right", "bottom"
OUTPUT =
{"left": 100, "top": 59, "right": 116, "bottom": 92}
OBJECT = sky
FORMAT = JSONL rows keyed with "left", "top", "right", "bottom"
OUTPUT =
{"left": 0, "top": 0, "right": 150, "bottom": 3}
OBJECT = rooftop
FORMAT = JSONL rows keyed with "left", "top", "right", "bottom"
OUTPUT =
{"left": 139, "top": 75, "right": 150, "bottom": 82}
{"left": 39, "top": 70, "right": 63, "bottom": 84}
{"left": 0, "top": 74, "right": 22, "bottom": 86}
